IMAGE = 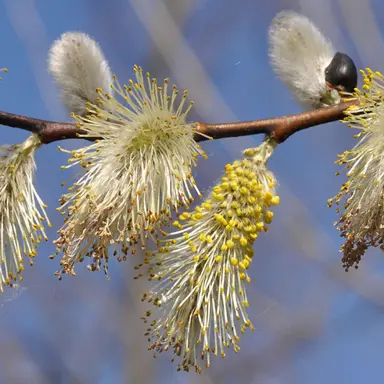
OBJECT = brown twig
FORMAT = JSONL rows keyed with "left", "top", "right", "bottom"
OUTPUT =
{"left": 0, "top": 111, "right": 82, "bottom": 144}
{"left": 0, "top": 100, "right": 358, "bottom": 145}
{"left": 196, "top": 99, "right": 359, "bottom": 143}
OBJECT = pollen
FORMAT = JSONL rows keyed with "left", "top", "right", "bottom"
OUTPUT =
{"left": 53, "top": 66, "right": 208, "bottom": 277}
{"left": 0, "top": 134, "right": 50, "bottom": 292}
{"left": 330, "top": 68, "right": 384, "bottom": 270}
{"left": 139, "top": 138, "right": 279, "bottom": 372}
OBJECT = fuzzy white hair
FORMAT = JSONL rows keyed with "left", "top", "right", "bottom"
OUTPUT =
{"left": 48, "top": 32, "right": 113, "bottom": 116}
{"left": 268, "top": 11, "right": 335, "bottom": 109}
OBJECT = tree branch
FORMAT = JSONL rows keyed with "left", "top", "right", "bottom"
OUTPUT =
{"left": 196, "top": 99, "right": 358, "bottom": 143}
{"left": 0, "top": 99, "right": 358, "bottom": 145}
{"left": 0, "top": 110, "right": 81, "bottom": 144}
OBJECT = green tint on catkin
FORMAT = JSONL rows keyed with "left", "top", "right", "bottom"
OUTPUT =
{"left": 53, "top": 66, "right": 208, "bottom": 277}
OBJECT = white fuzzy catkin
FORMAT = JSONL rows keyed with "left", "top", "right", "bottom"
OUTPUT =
{"left": 329, "top": 69, "right": 384, "bottom": 270}
{"left": 0, "top": 134, "right": 50, "bottom": 292}
{"left": 268, "top": 11, "right": 335, "bottom": 109}
{"left": 54, "top": 65, "right": 208, "bottom": 277}
{"left": 48, "top": 32, "right": 113, "bottom": 116}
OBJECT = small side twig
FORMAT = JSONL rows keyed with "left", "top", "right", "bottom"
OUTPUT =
{"left": 0, "top": 99, "right": 358, "bottom": 145}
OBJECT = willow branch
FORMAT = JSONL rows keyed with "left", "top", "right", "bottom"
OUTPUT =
{"left": 0, "top": 100, "right": 358, "bottom": 145}
{"left": 196, "top": 99, "right": 358, "bottom": 143}
{"left": 0, "top": 110, "right": 80, "bottom": 144}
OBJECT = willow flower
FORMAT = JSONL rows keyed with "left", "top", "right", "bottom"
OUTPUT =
{"left": 268, "top": 10, "right": 357, "bottom": 109}
{"left": 329, "top": 68, "right": 384, "bottom": 270}
{"left": 0, "top": 134, "right": 50, "bottom": 292}
{"left": 55, "top": 65, "right": 208, "bottom": 277}
{"left": 48, "top": 32, "right": 113, "bottom": 116}
{"left": 139, "top": 139, "right": 280, "bottom": 373}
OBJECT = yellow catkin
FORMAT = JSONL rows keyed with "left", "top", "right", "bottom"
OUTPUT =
{"left": 141, "top": 139, "right": 279, "bottom": 373}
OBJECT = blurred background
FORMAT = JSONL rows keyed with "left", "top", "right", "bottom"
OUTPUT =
{"left": 1, "top": 0, "right": 384, "bottom": 383}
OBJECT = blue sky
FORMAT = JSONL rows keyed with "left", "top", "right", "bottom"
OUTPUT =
{"left": 1, "top": 1, "right": 384, "bottom": 383}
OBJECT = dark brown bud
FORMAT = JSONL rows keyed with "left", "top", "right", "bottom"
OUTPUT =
{"left": 325, "top": 52, "right": 357, "bottom": 93}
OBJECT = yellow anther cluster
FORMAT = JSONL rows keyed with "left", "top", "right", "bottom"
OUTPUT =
{"left": 331, "top": 68, "right": 384, "bottom": 270}
{"left": 53, "top": 66, "right": 208, "bottom": 277}
{"left": 0, "top": 134, "right": 50, "bottom": 292}
{"left": 140, "top": 140, "right": 279, "bottom": 373}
